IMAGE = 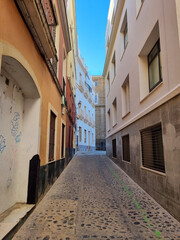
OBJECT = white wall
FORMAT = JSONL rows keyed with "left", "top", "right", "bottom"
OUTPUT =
{"left": 75, "top": 56, "right": 96, "bottom": 149}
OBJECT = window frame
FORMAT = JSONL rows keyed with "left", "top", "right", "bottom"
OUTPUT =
{"left": 122, "top": 134, "right": 130, "bottom": 162}
{"left": 124, "top": 23, "right": 128, "bottom": 49}
{"left": 148, "top": 39, "right": 162, "bottom": 92}
{"left": 112, "top": 139, "right": 117, "bottom": 158}
{"left": 140, "top": 123, "right": 165, "bottom": 173}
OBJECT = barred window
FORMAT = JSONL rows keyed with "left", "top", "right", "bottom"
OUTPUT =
{"left": 141, "top": 123, "right": 165, "bottom": 173}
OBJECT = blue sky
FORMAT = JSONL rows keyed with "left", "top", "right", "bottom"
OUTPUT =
{"left": 75, "top": 0, "right": 110, "bottom": 76}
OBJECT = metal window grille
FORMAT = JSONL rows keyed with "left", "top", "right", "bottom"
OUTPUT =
{"left": 141, "top": 123, "right": 165, "bottom": 173}
{"left": 122, "top": 134, "right": 130, "bottom": 162}
{"left": 112, "top": 139, "right": 117, "bottom": 158}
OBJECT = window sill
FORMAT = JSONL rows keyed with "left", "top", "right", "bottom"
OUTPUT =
{"left": 112, "top": 123, "right": 117, "bottom": 128}
{"left": 140, "top": 81, "right": 163, "bottom": 104}
{"left": 122, "top": 111, "right": 130, "bottom": 119}
{"left": 141, "top": 166, "right": 166, "bottom": 177}
{"left": 120, "top": 42, "right": 128, "bottom": 61}
{"left": 122, "top": 159, "right": 131, "bottom": 164}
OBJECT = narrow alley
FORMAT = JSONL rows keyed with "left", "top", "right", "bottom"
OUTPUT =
{"left": 13, "top": 152, "right": 180, "bottom": 240}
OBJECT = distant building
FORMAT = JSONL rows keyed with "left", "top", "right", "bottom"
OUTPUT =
{"left": 75, "top": 52, "right": 96, "bottom": 151}
{"left": 92, "top": 76, "right": 106, "bottom": 151}
{"left": 103, "top": 0, "right": 180, "bottom": 221}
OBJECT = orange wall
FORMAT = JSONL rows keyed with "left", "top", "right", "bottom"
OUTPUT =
{"left": 0, "top": 0, "right": 66, "bottom": 165}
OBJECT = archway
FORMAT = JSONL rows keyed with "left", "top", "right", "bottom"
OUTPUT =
{"left": 0, "top": 55, "right": 41, "bottom": 214}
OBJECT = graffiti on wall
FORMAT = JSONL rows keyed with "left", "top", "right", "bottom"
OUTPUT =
{"left": 15, "top": 131, "right": 22, "bottom": 143}
{"left": 11, "top": 112, "right": 22, "bottom": 143}
{"left": 11, "top": 112, "right": 20, "bottom": 137}
{"left": 0, "top": 135, "right": 6, "bottom": 153}
{"left": 5, "top": 145, "right": 18, "bottom": 188}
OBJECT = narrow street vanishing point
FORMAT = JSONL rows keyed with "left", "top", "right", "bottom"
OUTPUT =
{"left": 13, "top": 152, "right": 180, "bottom": 240}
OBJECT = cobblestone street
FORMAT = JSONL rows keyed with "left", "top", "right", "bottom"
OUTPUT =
{"left": 13, "top": 152, "right": 180, "bottom": 240}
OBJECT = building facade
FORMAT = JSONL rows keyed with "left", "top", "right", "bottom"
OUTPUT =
{"left": 92, "top": 76, "right": 106, "bottom": 151}
{"left": 76, "top": 52, "right": 96, "bottom": 151}
{"left": 0, "top": 0, "right": 71, "bottom": 214}
{"left": 104, "top": 0, "right": 180, "bottom": 221}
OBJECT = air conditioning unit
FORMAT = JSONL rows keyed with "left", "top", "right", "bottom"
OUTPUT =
{"left": 62, "top": 106, "right": 65, "bottom": 115}
{"left": 61, "top": 96, "right": 65, "bottom": 105}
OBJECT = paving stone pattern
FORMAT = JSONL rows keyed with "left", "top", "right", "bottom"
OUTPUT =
{"left": 13, "top": 152, "right": 180, "bottom": 240}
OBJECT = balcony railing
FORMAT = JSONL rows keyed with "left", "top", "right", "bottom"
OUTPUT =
{"left": 15, "top": 0, "right": 64, "bottom": 94}
{"left": 88, "top": 94, "right": 92, "bottom": 103}
{"left": 77, "top": 80, "right": 84, "bottom": 93}
{"left": 78, "top": 109, "right": 84, "bottom": 120}
{"left": 84, "top": 113, "right": 88, "bottom": 123}
{"left": 84, "top": 86, "right": 88, "bottom": 98}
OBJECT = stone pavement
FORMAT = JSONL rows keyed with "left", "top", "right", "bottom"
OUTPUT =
{"left": 13, "top": 152, "right": 180, "bottom": 240}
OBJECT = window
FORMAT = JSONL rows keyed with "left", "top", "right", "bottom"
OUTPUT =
{"left": 138, "top": 22, "right": 161, "bottom": 100}
{"left": 84, "top": 129, "right": 86, "bottom": 143}
{"left": 124, "top": 23, "right": 128, "bottom": 49}
{"left": 107, "top": 109, "right": 111, "bottom": 131}
{"left": 111, "top": 52, "right": 116, "bottom": 80}
{"left": 63, "top": 77, "right": 66, "bottom": 96}
{"left": 61, "top": 123, "right": 65, "bottom": 158}
{"left": 141, "top": 123, "right": 165, "bottom": 173}
{"left": 122, "top": 75, "right": 130, "bottom": 117}
{"left": 112, "top": 98, "right": 117, "bottom": 126}
{"left": 120, "top": 11, "right": 128, "bottom": 56}
{"left": 122, "top": 135, "right": 130, "bottom": 162}
{"left": 49, "top": 111, "right": 56, "bottom": 162}
{"left": 95, "top": 81, "right": 98, "bottom": 86}
{"left": 95, "top": 94, "right": 98, "bottom": 104}
{"left": 79, "top": 127, "right": 82, "bottom": 142}
{"left": 92, "top": 133, "right": 94, "bottom": 144}
{"left": 148, "top": 40, "right": 162, "bottom": 92}
{"left": 107, "top": 72, "right": 110, "bottom": 94}
{"left": 112, "top": 139, "right": 117, "bottom": 158}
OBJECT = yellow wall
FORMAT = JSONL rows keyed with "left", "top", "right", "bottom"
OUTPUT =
{"left": 0, "top": 0, "right": 65, "bottom": 165}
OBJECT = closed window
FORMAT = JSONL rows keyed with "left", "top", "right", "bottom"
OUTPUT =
{"left": 95, "top": 94, "right": 98, "bottom": 104}
{"left": 148, "top": 40, "right": 162, "bottom": 91}
{"left": 122, "top": 135, "right": 130, "bottom": 162}
{"left": 141, "top": 123, "right": 165, "bottom": 173}
{"left": 124, "top": 23, "right": 128, "bottom": 49}
{"left": 79, "top": 127, "right": 82, "bottom": 142}
{"left": 84, "top": 129, "right": 86, "bottom": 143}
{"left": 112, "top": 139, "right": 117, "bottom": 158}
{"left": 112, "top": 98, "right": 117, "bottom": 126}
{"left": 49, "top": 111, "right": 56, "bottom": 162}
{"left": 122, "top": 75, "right": 130, "bottom": 117}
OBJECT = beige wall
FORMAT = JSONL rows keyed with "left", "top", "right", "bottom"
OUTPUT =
{"left": 92, "top": 76, "right": 106, "bottom": 150}
{"left": 104, "top": 0, "right": 180, "bottom": 138}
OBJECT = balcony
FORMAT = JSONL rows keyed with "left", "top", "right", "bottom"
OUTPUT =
{"left": 77, "top": 109, "right": 84, "bottom": 121}
{"left": 88, "top": 94, "right": 92, "bottom": 103}
{"left": 15, "top": 0, "right": 57, "bottom": 59}
{"left": 88, "top": 117, "right": 92, "bottom": 126}
{"left": 91, "top": 100, "right": 95, "bottom": 108}
{"left": 84, "top": 86, "right": 88, "bottom": 98}
{"left": 77, "top": 80, "right": 84, "bottom": 93}
{"left": 84, "top": 113, "right": 88, "bottom": 123}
